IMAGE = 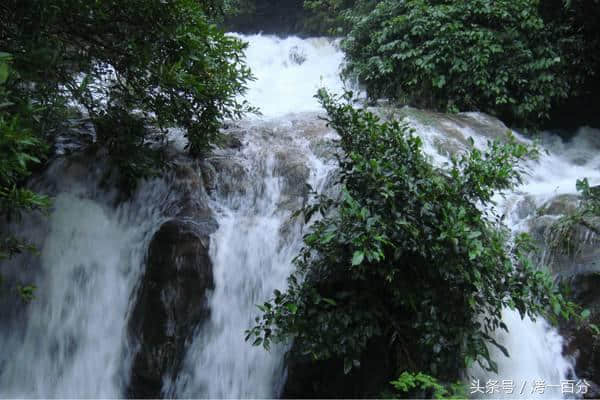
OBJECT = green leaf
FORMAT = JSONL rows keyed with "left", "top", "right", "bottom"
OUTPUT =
{"left": 285, "top": 303, "right": 298, "bottom": 314}
{"left": 0, "top": 62, "right": 9, "bottom": 84}
{"left": 552, "top": 300, "right": 561, "bottom": 316}
{"left": 351, "top": 250, "right": 365, "bottom": 266}
{"left": 322, "top": 297, "right": 337, "bottom": 306}
{"left": 343, "top": 358, "right": 353, "bottom": 374}
{"left": 321, "top": 231, "right": 336, "bottom": 244}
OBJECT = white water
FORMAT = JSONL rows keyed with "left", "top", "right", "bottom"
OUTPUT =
{"left": 464, "top": 127, "right": 600, "bottom": 398}
{"left": 406, "top": 114, "right": 600, "bottom": 397}
{"left": 0, "top": 180, "right": 168, "bottom": 397}
{"left": 232, "top": 34, "right": 347, "bottom": 117}
{"left": 0, "top": 32, "right": 597, "bottom": 399}
{"left": 169, "top": 36, "right": 342, "bottom": 396}
{"left": 172, "top": 120, "right": 335, "bottom": 397}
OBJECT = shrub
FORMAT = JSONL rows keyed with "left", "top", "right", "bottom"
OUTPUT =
{"left": 247, "top": 90, "right": 577, "bottom": 381}
{"left": 0, "top": 54, "right": 50, "bottom": 299}
{"left": 1, "top": 0, "right": 255, "bottom": 161}
{"left": 341, "top": 0, "right": 569, "bottom": 126}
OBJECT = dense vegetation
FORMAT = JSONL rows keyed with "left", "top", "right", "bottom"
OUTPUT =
{"left": 0, "top": 0, "right": 253, "bottom": 290}
{"left": 342, "top": 0, "right": 568, "bottom": 125}
{"left": 0, "top": 55, "right": 50, "bottom": 299}
{"left": 248, "top": 90, "right": 579, "bottom": 393}
{"left": 298, "top": 0, "right": 600, "bottom": 128}
{"left": 224, "top": 0, "right": 311, "bottom": 35}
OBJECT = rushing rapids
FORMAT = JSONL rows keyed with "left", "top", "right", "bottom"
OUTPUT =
{"left": 0, "top": 33, "right": 598, "bottom": 398}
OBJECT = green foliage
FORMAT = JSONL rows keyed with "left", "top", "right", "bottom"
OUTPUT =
{"left": 546, "top": 178, "right": 600, "bottom": 258}
{"left": 93, "top": 107, "right": 168, "bottom": 195}
{"left": 574, "top": 178, "right": 600, "bottom": 217}
{"left": 302, "top": 0, "right": 365, "bottom": 35}
{"left": 0, "top": 54, "right": 50, "bottom": 230}
{"left": 0, "top": 54, "right": 50, "bottom": 299}
{"left": 221, "top": 0, "right": 364, "bottom": 36}
{"left": 2, "top": 0, "right": 255, "bottom": 170}
{"left": 247, "top": 90, "right": 578, "bottom": 380}
{"left": 340, "top": 0, "right": 570, "bottom": 126}
{"left": 2, "top": 1, "right": 255, "bottom": 295}
{"left": 390, "top": 372, "right": 466, "bottom": 399}
{"left": 223, "top": 0, "right": 311, "bottom": 35}
{"left": 541, "top": 0, "right": 600, "bottom": 98}
{"left": 0, "top": 114, "right": 49, "bottom": 221}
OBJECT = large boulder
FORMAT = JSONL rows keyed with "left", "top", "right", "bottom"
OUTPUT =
{"left": 528, "top": 195, "right": 600, "bottom": 278}
{"left": 127, "top": 218, "right": 215, "bottom": 398}
{"left": 127, "top": 162, "right": 217, "bottom": 398}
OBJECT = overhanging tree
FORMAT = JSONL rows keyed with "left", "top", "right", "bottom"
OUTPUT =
{"left": 1, "top": 0, "right": 254, "bottom": 291}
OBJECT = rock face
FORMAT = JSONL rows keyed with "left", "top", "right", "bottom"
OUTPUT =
{"left": 528, "top": 194, "right": 600, "bottom": 396}
{"left": 529, "top": 195, "right": 600, "bottom": 278}
{"left": 127, "top": 162, "right": 217, "bottom": 398}
{"left": 127, "top": 219, "right": 215, "bottom": 398}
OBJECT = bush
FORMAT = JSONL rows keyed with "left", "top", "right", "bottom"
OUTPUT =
{"left": 247, "top": 90, "right": 577, "bottom": 381}
{"left": 0, "top": 54, "right": 50, "bottom": 298}
{"left": 341, "top": 0, "right": 569, "bottom": 126}
{"left": 1, "top": 0, "right": 254, "bottom": 161}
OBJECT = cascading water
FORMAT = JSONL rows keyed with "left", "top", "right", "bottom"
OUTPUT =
{"left": 465, "top": 127, "right": 600, "bottom": 398}
{"left": 231, "top": 33, "right": 347, "bottom": 117}
{"left": 172, "top": 118, "right": 336, "bottom": 398}
{"left": 0, "top": 172, "right": 169, "bottom": 397}
{"left": 406, "top": 112, "right": 600, "bottom": 397}
{"left": 0, "top": 32, "right": 596, "bottom": 399}
{"left": 169, "top": 34, "right": 342, "bottom": 397}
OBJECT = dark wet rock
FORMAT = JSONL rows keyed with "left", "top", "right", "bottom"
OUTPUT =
{"left": 514, "top": 195, "right": 537, "bottom": 220}
{"left": 529, "top": 214, "right": 600, "bottom": 278}
{"left": 29, "top": 151, "right": 113, "bottom": 199}
{"left": 529, "top": 195, "right": 593, "bottom": 277}
{"left": 127, "top": 218, "right": 216, "bottom": 398}
{"left": 377, "top": 107, "right": 523, "bottom": 159}
{"left": 561, "top": 272, "right": 600, "bottom": 398}
{"left": 128, "top": 162, "right": 217, "bottom": 398}
{"left": 209, "top": 156, "right": 248, "bottom": 199}
{"left": 220, "top": 132, "right": 244, "bottom": 150}
{"left": 200, "top": 161, "right": 217, "bottom": 194}
{"left": 274, "top": 151, "right": 310, "bottom": 200}
{"left": 169, "top": 163, "right": 215, "bottom": 224}
{"left": 282, "top": 337, "right": 404, "bottom": 398}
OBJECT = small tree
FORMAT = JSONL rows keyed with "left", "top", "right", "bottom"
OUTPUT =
{"left": 247, "top": 90, "right": 576, "bottom": 382}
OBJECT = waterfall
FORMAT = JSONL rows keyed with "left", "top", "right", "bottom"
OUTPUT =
{"left": 0, "top": 32, "right": 597, "bottom": 398}
{"left": 172, "top": 118, "right": 336, "bottom": 397}
{"left": 465, "top": 126, "right": 600, "bottom": 398}
{"left": 405, "top": 111, "right": 600, "bottom": 397}
{"left": 0, "top": 176, "right": 168, "bottom": 397}
{"left": 231, "top": 33, "right": 347, "bottom": 117}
